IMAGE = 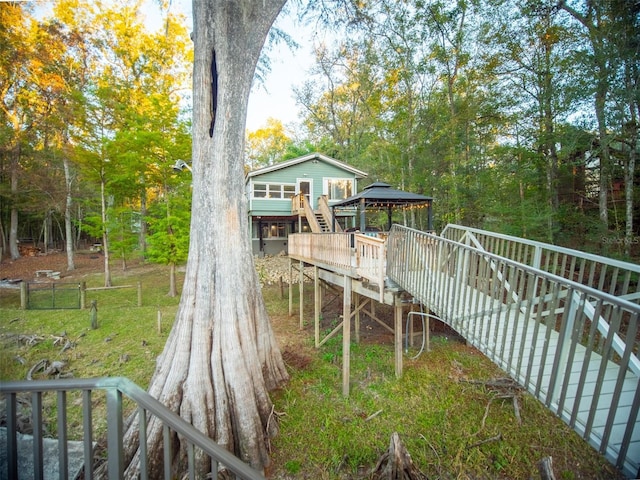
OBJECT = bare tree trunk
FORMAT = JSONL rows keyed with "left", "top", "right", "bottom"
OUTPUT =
{"left": 623, "top": 61, "right": 637, "bottom": 257}
{"left": 9, "top": 146, "right": 20, "bottom": 260}
{"left": 168, "top": 261, "right": 177, "bottom": 297}
{"left": 100, "top": 172, "right": 112, "bottom": 287}
{"left": 120, "top": 1, "right": 288, "bottom": 477}
{"left": 63, "top": 157, "right": 75, "bottom": 271}
{"left": 139, "top": 179, "right": 147, "bottom": 257}
{"left": 559, "top": 1, "right": 612, "bottom": 230}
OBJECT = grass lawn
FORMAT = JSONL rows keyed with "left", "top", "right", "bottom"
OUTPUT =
{"left": 0, "top": 260, "right": 624, "bottom": 479}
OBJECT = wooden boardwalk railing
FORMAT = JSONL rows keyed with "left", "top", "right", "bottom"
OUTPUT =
{"left": 288, "top": 233, "right": 386, "bottom": 300}
{"left": 386, "top": 225, "right": 640, "bottom": 478}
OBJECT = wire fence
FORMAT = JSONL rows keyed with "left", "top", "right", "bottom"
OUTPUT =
{"left": 26, "top": 282, "right": 81, "bottom": 310}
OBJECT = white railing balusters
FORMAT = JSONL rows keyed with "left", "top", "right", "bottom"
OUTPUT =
{"left": 388, "top": 225, "right": 640, "bottom": 478}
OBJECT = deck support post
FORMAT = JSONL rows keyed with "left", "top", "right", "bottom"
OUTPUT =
{"left": 288, "top": 258, "right": 293, "bottom": 317}
{"left": 354, "top": 292, "right": 361, "bottom": 343}
{"left": 343, "top": 275, "right": 352, "bottom": 396}
{"left": 394, "top": 294, "right": 403, "bottom": 378}
{"left": 299, "top": 261, "right": 304, "bottom": 329}
{"left": 314, "top": 266, "right": 320, "bottom": 347}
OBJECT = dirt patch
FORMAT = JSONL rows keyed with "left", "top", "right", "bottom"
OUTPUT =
{"left": 1, "top": 251, "right": 107, "bottom": 283}
{"left": 281, "top": 348, "right": 313, "bottom": 370}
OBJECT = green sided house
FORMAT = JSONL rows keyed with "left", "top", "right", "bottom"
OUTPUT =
{"left": 246, "top": 152, "right": 368, "bottom": 256}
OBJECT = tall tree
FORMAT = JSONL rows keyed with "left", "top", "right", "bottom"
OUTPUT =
{"left": 558, "top": 0, "right": 616, "bottom": 230}
{"left": 0, "top": 4, "right": 35, "bottom": 259}
{"left": 120, "top": 1, "right": 289, "bottom": 476}
{"left": 245, "top": 117, "right": 294, "bottom": 168}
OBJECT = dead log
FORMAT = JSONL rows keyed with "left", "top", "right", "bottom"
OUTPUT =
{"left": 369, "top": 432, "right": 427, "bottom": 480}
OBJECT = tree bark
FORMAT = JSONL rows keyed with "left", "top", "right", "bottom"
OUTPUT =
{"left": 120, "top": 0, "right": 288, "bottom": 477}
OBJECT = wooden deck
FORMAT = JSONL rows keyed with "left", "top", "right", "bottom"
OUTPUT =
{"left": 288, "top": 225, "right": 640, "bottom": 478}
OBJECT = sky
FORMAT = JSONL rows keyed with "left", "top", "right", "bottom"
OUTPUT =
{"left": 156, "top": 1, "right": 316, "bottom": 132}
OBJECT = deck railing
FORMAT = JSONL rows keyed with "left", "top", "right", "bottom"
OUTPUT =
{"left": 0, "top": 377, "right": 264, "bottom": 480}
{"left": 288, "top": 233, "right": 353, "bottom": 274}
{"left": 440, "top": 224, "right": 640, "bottom": 302}
{"left": 387, "top": 225, "right": 640, "bottom": 478}
{"left": 288, "top": 232, "right": 386, "bottom": 294}
{"left": 354, "top": 235, "right": 386, "bottom": 292}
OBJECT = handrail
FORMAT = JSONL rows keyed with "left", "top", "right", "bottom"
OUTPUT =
{"left": 0, "top": 377, "right": 264, "bottom": 480}
{"left": 317, "top": 195, "right": 343, "bottom": 232}
{"left": 387, "top": 224, "right": 640, "bottom": 478}
{"left": 440, "top": 224, "right": 640, "bottom": 301}
{"left": 291, "top": 194, "right": 323, "bottom": 233}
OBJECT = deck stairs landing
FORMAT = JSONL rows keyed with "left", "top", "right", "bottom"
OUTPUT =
{"left": 385, "top": 224, "right": 640, "bottom": 479}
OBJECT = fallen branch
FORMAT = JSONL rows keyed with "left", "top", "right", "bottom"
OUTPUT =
{"left": 462, "top": 377, "right": 520, "bottom": 390}
{"left": 474, "top": 394, "right": 514, "bottom": 435}
{"left": 365, "top": 409, "right": 384, "bottom": 422}
{"left": 468, "top": 433, "right": 502, "bottom": 449}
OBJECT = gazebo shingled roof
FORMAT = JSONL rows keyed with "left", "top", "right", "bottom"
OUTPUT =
{"left": 331, "top": 182, "right": 433, "bottom": 231}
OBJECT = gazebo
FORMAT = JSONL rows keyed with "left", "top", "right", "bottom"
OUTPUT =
{"left": 331, "top": 182, "right": 433, "bottom": 232}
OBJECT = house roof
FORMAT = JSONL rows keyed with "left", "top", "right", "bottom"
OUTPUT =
{"left": 245, "top": 152, "right": 368, "bottom": 181}
{"left": 331, "top": 182, "right": 433, "bottom": 208}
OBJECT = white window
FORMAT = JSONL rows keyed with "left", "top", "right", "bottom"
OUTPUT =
{"left": 283, "top": 185, "right": 296, "bottom": 198}
{"left": 324, "top": 178, "right": 354, "bottom": 201}
{"left": 252, "top": 182, "right": 295, "bottom": 199}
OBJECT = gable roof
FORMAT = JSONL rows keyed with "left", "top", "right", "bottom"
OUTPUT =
{"left": 245, "top": 152, "right": 368, "bottom": 181}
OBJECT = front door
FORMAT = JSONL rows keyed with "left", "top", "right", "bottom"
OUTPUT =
{"left": 297, "top": 179, "right": 312, "bottom": 208}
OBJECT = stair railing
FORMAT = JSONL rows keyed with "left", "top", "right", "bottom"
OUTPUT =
{"left": 317, "top": 195, "right": 343, "bottom": 232}
{"left": 0, "top": 377, "right": 264, "bottom": 480}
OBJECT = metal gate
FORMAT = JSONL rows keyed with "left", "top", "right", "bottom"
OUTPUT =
{"left": 27, "top": 282, "right": 81, "bottom": 309}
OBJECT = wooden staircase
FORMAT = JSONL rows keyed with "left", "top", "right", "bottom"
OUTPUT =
{"left": 314, "top": 212, "right": 330, "bottom": 232}
{"left": 292, "top": 194, "right": 342, "bottom": 233}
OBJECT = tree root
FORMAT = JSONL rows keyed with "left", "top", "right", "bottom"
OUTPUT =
{"left": 369, "top": 432, "right": 428, "bottom": 480}
{"left": 538, "top": 456, "right": 557, "bottom": 480}
{"left": 465, "top": 376, "right": 523, "bottom": 438}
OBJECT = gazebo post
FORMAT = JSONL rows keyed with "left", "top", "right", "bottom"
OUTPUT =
{"left": 359, "top": 198, "right": 366, "bottom": 231}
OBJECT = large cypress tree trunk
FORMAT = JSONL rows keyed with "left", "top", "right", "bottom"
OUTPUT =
{"left": 120, "top": 1, "right": 288, "bottom": 477}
